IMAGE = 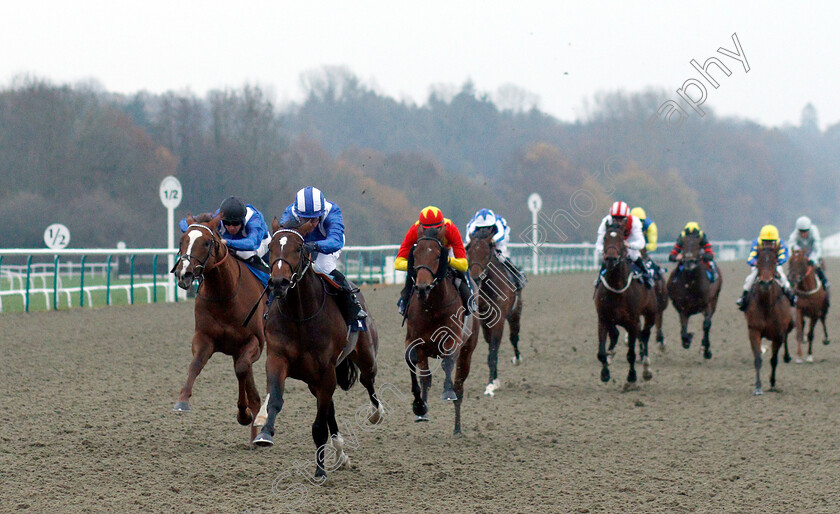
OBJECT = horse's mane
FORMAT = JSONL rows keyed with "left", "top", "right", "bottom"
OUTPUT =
{"left": 193, "top": 212, "right": 215, "bottom": 223}
{"left": 281, "top": 217, "right": 305, "bottom": 230}
{"left": 474, "top": 226, "right": 497, "bottom": 240}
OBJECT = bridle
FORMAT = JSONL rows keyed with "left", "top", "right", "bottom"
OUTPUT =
{"left": 269, "top": 228, "right": 313, "bottom": 291}
{"left": 412, "top": 236, "right": 448, "bottom": 291}
{"left": 170, "top": 224, "right": 227, "bottom": 278}
{"left": 790, "top": 255, "right": 821, "bottom": 296}
{"left": 468, "top": 237, "right": 496, "bottom": 283}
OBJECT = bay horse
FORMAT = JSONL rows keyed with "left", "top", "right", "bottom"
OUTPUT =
{"left": 787, "top": 248, "right": 830, "bottom": 362}
{"left": 745, "top": 243, "right": 794, "bottom": 395}
{"left": 171, "top": 213, "right": 265, "bottom": 443}
{"left": 595, "top": 220, "right": 656, "bottom": 385}
{"left": 466, "top": 227, "right": 524, "bottom": 397}
{"left": 404, "top": 226, "right": 479, "bottom": 434}
{"left": 253, "top": 218, "right": 383, "bottom": 479}
{"left": 666, "top": 230, "right": 722, "bottom": 359}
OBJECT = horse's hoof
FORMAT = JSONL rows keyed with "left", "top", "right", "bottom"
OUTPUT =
{"left": 783, "top": 354, "right": 792, "bottom": 364}
{"left": 600, "top": 367, "right": 610, "bottom": 383}
{"left": 824, "top": 339, "right": 831, "bottom": 346}
{"left": 314, "top": 467, "right": 327, "bottom": 480}
{"left": 511, "top": 355, "right": 523, "bottom": 366}
{"left": 453, "top": 428, "right": 462, "bottom": 436}
{"left": 681, "top": 339, "right": 691, "bottom": 349}
{"left": 658, "top": 341, "right": 666, "bottom": 352}
{"left": 753, "top": 388, "right": 763, "bottom": 396}
{"left": 703, "top": 348, "right": 713, "bottom": 360}
{"left": 173, "top": 401, "right": 190, "bottom": 412}
{"left": 415, "top": 414, "right": 429, "bottom": 422}
{"left": 441, "top": 390, "right": 458, "bottom": 401}
{"left": 252, "top": 432, "right": 274, "bottom": 447}
{"left": 627, "top": 370, "right": 637, "bottom": 383}
{"left": 806, "top": 355, "right": 814, "bottom": 363}
{"left": 794, "top": 357, "right": 803, "bottom": 364}
{"left": 412, "top": 400, "right": 428, "bottom": 416}
{"left": 643, "top": 369, "right": 653, "bottom": 381}
{"left": 237, "top": 410, "right": 253, "bottom": 426}
{"left": 368, "top": 404, "right": 385, "bottom": 424}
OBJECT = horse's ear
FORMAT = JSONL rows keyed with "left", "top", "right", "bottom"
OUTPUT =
{"left": 272, "top": 217, "right": 281, "bottom": 232}
{"left": 186, "top": 213, "right": 196, "bottom": 225}
{"left": 210, "top": 211, "right": 223, "bottom": 228}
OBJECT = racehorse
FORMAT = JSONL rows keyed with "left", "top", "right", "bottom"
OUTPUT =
{"left": 253, "top": 218, "right": 383, "bottom": 479}
{"left": 648, "top": 251, "right": 669, "bottom": 352}
{"left": 787, "top": 248, "right": 830, "bottom": 362}
{"left": 403, "top": 226, "right": 479, "bottom": 434}
{"left": 466, "top": 227, "right": 524, "bottom": 397}
{"left": 666, "top": 230, "right": 722, "bottom": 359}
{"left": 745, "top": 243, "right": 794, "bottom": 395}
{"left": 170, "top": 213, "right": 265, "bottom": 443}
{"left": 595, "top": 220, "right": 656, "bottom": 386}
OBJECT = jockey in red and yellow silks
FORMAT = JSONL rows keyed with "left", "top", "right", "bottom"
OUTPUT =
{"left": 394, "top": 206, "right": 473, "bottom": 315}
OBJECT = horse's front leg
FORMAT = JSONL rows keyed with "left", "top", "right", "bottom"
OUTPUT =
{"left": 405, "top": 342, "right": 428, "bottom": 421}
{"left": 680, "top": 311, "right": 693, "bottom": 349}
{"left": 324, "top": 400, "right": 349, "bottom": 470}
{"left": 441, "top": 352, "right": 457, "bottom": 401}
{"left": 750, "top": 329, "right": 763, "bottom": 395}
{"left": 701, "top": 306, "right": 714, "bottom": 360}
{"left": 311, "top": 375, "right": 337, "bottom": 480}
{"left": 806, "top": 316, "right": 817, "bottom": 361}
{"left": 253, "top": 353, "right": 288, "bottom": 447}
{"left": 794, "top": 309, "right": 805, "bottom": 361}
{"left": 174, "top": 333, "right": 215, "bottom": 412}
{"left": 453, "top": 333, "right": 476, "bottom": 436}
{"left": 597, "top": 320, "right": 610, "bottom": 383}
{"left": 769, "top": 336, "right": 783, "bottom": 391}
{"left": 626, "top": 322, "right": 638, "bottom": 384}
{"left": 484, "top": 324, "right": 502, "bottom": 396}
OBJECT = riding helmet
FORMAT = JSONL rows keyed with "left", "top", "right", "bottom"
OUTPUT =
{"left": 294, "top": 187, "right": 326, "bottom": 219}
{"left": 219, "top": 196, "right": 247, "bottom": 223}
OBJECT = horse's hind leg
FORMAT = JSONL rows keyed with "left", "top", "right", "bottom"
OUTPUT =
{"left": 794, "top": 310, "right": 805, "bottom": 361}
{"left": 806, "top": 316, "right": 817, "bottom": 361}
{"left": 484, "top": 327, "right": 502, "bottom": 397}
{"left": 453, "top": 336, "right": 476, "bottom": 435}
{"left": 325, "top": 400, "right": 349, "bottom": 470}
{"left": 822, "top": 313, "right": 830, "bottom": 346}
{"left": 769, "top": 337, "right": 783, "bottom": 391}
{"left": 355, "top": 356, "right": 384, "bottom": 424}
{"left": 508, "top": 295, "right": 523, "bottom": 365}
{"left": 233, "top": 338, "right": 261, "bottom": 433}
{"left": 626, "top": 324, "right": 638, "bottom": 384}
{"left": 640, "top": 312, "right": 654, "bottom": 381}
{"left": 750, "top": 329, "right": 763, "bottom": 395}
{"left": 680, "top": 311, "right": 693, "bottom": 349}
{"left": 174, "top": 334, "right": 214, "bottom": 412}
{"left": 253, "top": 355, "right": 288, "bottom": 447}
{"left": 701, "top": 308, "right": 713, "bottom": 360}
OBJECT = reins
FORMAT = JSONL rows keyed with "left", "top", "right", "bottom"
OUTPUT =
{"left": 267, "top": 228, "right": 326, "bottom": 323}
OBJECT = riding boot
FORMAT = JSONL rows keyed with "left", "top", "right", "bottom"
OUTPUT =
{"left": 784, "top": 287, "right": 798, "bottom": 307}
{"left": 500, "top": 255, "right": 526, "bottom": 291}
{"left": 454, "top": 270, "right": 476, "bottom": 314}
{"left": 329, "top": 270, "right": 368, "bottom": 324}
{"left": 635, "top": 257, "right": 653, "bottom": 288}
{"left": 737, "top": 290, "right": 750, "bottom": 312}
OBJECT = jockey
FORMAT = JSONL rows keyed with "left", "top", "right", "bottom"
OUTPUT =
{"left": 787, "top": 216, "right": 830, "bottom": 304}
{"left": 630, "top": 206, "right": 664, "bottom": 279}
{"left": 737, "top": 224, "right": 796, "bottom": 311}
{"left": 465, "top": 208, "right": 527, "bottom": 291}
{"left": 278, "top": 186, "right": 367, "bottom": 327}
{"left": 394, "top": 206, "right": 474, "bottom": 315}
{"left": 595, "top": 201, "right": 653, "bottom": 287}
{"left": 178, "top": 196, "right": 270, "bottom": 268}
{"left": 668, "top": 222, "right": 718, "bottom": 282}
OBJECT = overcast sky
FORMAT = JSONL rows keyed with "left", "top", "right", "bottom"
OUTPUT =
{"left": 3, "top": 1, "right": 838, "bottom": 129}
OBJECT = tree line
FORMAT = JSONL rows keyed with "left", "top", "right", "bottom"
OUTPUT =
{"left": 1, "top": 70, "right": 837, "bottom": 249}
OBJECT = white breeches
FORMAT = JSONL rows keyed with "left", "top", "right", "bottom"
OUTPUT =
{"left": 495, "top": 240, "right": 509, "bottom": 258}
{"left": 228, "top": 236, "right": 270, "bottom": 261}
{"left": 743, "top": 265, "right": 790, "bottom": 291}
{"left": 313, "top": 251, "right": 340, "bottom": 275}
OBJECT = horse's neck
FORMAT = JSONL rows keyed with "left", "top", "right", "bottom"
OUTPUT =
{"left": 795, "top": 266, "right": 816, "bottom": 289}
{"left": 418, "top": 273, "right": 457, "bottom": 308}
{"left": 202, "top": 254, "right": 239, "bottom": 294}
{"left": 753, "top": 280, "right": 781, "bottom": 308}
{"left": 604, "top": 259, "right": 629, "bottom": 287}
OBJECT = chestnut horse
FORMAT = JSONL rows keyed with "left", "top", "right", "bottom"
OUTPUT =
{"left": 745, "top": 243, "right": 794, "bottom": 395}
{"left": 171, "top": 213, "right": 265, "bottom": 443}
{"left": 666, "top": 230, "right": 722, "bottom": 359}
{"left": 404, "top": 226, "right": 479, "bottom": 434}
{"left": 466, "top": 227, "right": 524, "bottom": 397}
{"left": 253, "top": 219, "right": 383, "bottom": 479}
{"left": 595, "top": 221, "right": 656, "bottom": 385}
{"left": 787, "top": 249, "right": 830, "bottom": 362}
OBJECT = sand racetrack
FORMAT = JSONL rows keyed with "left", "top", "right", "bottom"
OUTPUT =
{"left": 2, "top": 259, "right": 840, "bottom": 513}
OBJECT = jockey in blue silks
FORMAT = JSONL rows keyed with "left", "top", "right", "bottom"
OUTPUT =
{"left": 465, "top": 208, "right": 526, "bottom": 291}
{"left": 278, "top": 186, "right": 367, "bottom": 329}
{"left": 178, "top": 196, "right": 270, "bottom": 285}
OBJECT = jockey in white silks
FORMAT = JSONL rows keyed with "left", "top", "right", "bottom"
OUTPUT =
{"left": 594, "top": 201, "right": 653, "bottom": 287}
{"left": 465, "top": 208, "right": 526, "bottom": 290}
{"left": 787, "top": 215, "right": 830, "bottom": 305}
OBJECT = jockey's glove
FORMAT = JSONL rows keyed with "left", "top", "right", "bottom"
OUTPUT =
{"left": 303, "top": 242, "right": 319, "bottom": 254}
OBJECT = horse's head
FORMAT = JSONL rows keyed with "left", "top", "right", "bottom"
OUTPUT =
{"left": 466, "top": 227, "right": 496, "bottom": 282}
{"left": 172, "top": 212, "right": 225, "bottom": 290}
{"left": 602, "top": 220, "right": 627, "bottom": 270}
{"left": 267, "top": 217, "right": 312, "bottom": 298}
{"left": 681, "top": 231, "right": 703, "bottom": 271}
{"left": 787, "top": 247, "right": 810, "bottom": 286}
{"left": 756, "top": 242, "right": 779, "bottom": 291}
{"left": 412, "top": 226, "right": 449, "bottom": 299}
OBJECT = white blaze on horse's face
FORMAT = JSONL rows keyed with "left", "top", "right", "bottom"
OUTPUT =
{"left": 609, "top": 231, "right": 617, "bottom": 237}
{"left": 179, "top": 229, "right": 204, "bottom": 276}
{"left": 275, "top": 236, "right": 288, "bottom": 270}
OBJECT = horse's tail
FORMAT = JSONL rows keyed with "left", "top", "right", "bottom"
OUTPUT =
{"left": 336, "top": 358, "right": 358, "bottom": 391}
